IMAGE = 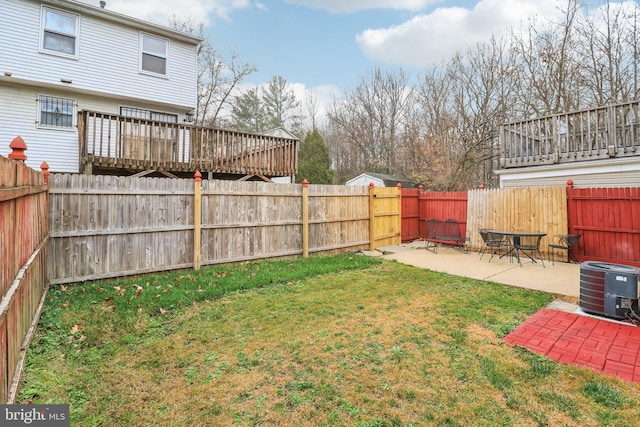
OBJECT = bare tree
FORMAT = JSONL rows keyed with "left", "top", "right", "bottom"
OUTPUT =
{"left": 577, "top": 0, "right": 639, "bottom": 104}
{"left": 511, "top": 0, "right": 583, "bottom": 116}
{"left": 327, "top": 68, "right": 413, "bottom": 176}
{"left": 169, "top": 17, "right": 257, "bottom": 127}
{"left": 412, "top": 36, "right": 518, "bottom": 190}
{"left": 303, "top": 90, "right": 320, "bottom": 131}
{"left": 325, "top": 1, "right": 640, "bottom": 189}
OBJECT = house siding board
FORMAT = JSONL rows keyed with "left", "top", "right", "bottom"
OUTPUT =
{"left": 501, "top": 171, "right": 640, "bottom": 189}
{"left": 1, "top": 0, "right": 197, "bottom": 109}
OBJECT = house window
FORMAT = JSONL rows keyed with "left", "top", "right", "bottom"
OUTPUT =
{"left": 120, "top": 107, "right": 177, "bottom": 123}
{"left": 41, "top": 7, "right": 79, "bottom": 57}
{"left": 140, "top": 33, "right": 168, "bottom": 76}
{"left": 37, "top": 95, "right": 76, "bottom": 129}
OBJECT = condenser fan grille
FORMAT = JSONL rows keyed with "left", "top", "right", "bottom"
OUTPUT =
{"left": 579, "top": 261, "right": 639, "bottom": 320}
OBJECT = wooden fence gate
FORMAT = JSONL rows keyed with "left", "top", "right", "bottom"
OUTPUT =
{"left": 369, "top": 185, "right": 402, "bottom": 249}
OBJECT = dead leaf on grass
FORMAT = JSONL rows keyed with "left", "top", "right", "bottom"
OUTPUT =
{"left": 132, "top": 285, "right": 143, "bottom": 298}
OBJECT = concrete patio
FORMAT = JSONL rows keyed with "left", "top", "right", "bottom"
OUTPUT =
{"left": 370, "top": 240, "right": 581, "bottom": 299}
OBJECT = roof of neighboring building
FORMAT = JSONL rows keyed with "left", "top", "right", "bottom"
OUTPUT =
{"left": 40, "top": 0, "right": 202, "bottom": 44}
{"left": 347, "top": 172, "right": 416, "bottom": 188}
{"left": 262, "top": 127, "right": 299, "bottom": 140}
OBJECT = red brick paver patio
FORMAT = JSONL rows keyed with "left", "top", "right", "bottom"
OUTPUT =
{"left": 504, "top": 308, "right": 640, "bottom": 383}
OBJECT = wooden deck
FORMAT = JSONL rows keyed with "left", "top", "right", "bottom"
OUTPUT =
{"left": 78, "top": 110, "right": 299, "bottom": 178}
{"left": 500, "top": 101, "right": 640, "bottom": 168}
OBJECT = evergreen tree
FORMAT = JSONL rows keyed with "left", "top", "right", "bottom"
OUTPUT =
{"left": 262, "top": 75, "right": 300, "bottom": 129}
{"left": 230, "top": 88, "right": 268, "bottom": 132}
{"left": 296, "top": 129, "right": 333, "bottom": 184}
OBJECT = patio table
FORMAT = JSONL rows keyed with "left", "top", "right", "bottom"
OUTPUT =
{"left": 490, "top": 230, "right": 547, "bottom": 267}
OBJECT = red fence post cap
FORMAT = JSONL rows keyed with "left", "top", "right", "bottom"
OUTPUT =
{"left": 397, "top": 183, "right": 403, "bottom": 189}
{"left": 9, "top": 136, "right": 27, "bottom": 161}
{"left": 40, "top": 161, "right": 50, "bottom": 184}
{"left": 418, "top": 185, "right": 424, "bottom": 191}
{"left": 479, "top": 184, "right": 485, "bottom": 189}
{"left": 302, "top": 179, "right": 309, "bottom": 188}
{"left": 566, "top": 179, "right": 574, "bottom": 188}
{"left": 194, "top": 171, "right": 202, "bottom": 182}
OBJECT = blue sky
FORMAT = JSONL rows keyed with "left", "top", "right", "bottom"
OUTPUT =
{"left": 84, "top": 0, "right": 600, "bottom": 116}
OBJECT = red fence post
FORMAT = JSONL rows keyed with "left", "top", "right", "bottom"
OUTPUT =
{"left": 40, "top": 162, "right": 49, "bottom": 184}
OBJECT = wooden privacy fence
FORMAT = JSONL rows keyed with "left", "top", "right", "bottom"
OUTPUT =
{"left": 567, "top": 186, "right": 640, "bottom": 267}
{"left": 419, "top": 191, "right": 468, "bottom": 240}
{"left": 402, "top": 186, "right": 568, "bottom": 254}
{"left": 48, "top": 175, "right": 400, "bottom": 284}
{"left": 467, "top": 186, "right": 567, "bottom": 253}
{"left": 0, "top": 150, "right": 49, "bottom": 404}
{"left": 402, "top": 185, "right": 640, "bottom": 265}
{"left": 400, "top": 188, "right": 468, "bottom": 243}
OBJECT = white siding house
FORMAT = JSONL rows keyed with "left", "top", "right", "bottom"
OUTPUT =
{"left": 346, "top": 172, "right": 415, "bottom": 188}
{"left": 0, "top": 0, "right": 201, "bottom": 172}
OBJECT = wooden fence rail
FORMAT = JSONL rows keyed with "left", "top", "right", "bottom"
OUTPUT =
{"left": 48, "top": 175, "right": 400, "bottom": 284}
{"left": 0, "top": 153, "right": 48, "bottom": 404}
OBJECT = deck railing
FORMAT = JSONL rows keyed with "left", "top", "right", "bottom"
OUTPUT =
{"left": 500, "top": 101, "right": 640, "bottom": 168}
{"left": 78, "top": 110, "right": 299, "bottom": 177}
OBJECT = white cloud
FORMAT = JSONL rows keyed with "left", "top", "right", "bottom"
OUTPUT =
{"left": 356, "top": 0, "right": 563, "bottom": 67}
{"left": 255, "top": 2, "right": 269, "bottom": 12}
{"left": 79, "top": 0, "right": 250, "bottom": 26}
{"left": 285, "top": 0, "right": 439, "bottom": 14}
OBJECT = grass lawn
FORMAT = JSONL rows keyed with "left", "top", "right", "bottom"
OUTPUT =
{"left": 18, "top": 254, "right": 640, "bottom": 426}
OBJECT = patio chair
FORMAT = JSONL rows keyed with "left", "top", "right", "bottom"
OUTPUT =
{"left": 548, "top": 234, "right": 582, "bottom": 265}
{"left": 478, "top": 229, "right": 509, "bottom": 263}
